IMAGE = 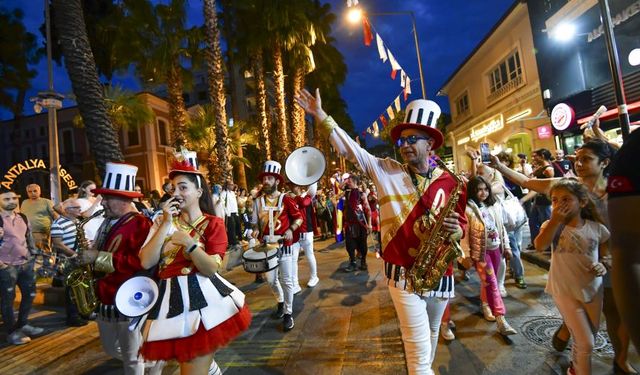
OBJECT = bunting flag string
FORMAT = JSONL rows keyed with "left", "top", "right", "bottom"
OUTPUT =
{"left": 353, "top": 91, "right": 406, "bottom": 143}
{"left": 346, "top": 0, "right": 359, "bottom": 7}
{"left": 362, "top": 17, "right": 374, "bottom": 46}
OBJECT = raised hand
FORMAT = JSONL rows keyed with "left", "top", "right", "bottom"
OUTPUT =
{"left": 294, "top": 88, "right": 328, "bottom": 122}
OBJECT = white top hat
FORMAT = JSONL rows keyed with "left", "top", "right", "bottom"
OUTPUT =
{"left": 390, "top": 99, "right": 445, "bottom": 149}
{"left": 93, "top": 162, "right": 143, "bottom": 198}
{"left": 258, "top": 160, "right": 283, "bottom": 183}
{"left": 169, "top": 149, "right": 202, "bottom": 179}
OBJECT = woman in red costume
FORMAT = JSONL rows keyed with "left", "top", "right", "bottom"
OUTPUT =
{"left": 139, "top": 151, "right": 251, "bottom": 373}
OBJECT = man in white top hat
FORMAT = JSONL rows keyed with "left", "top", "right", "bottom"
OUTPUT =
{"left": 296, "top": 89, "right": 467, "bottom": 375}
{"left": 251, "top": 160, "right": 304, "bottom": 332}
{"left": 80, "top": 162, "right": 160, "bottom": 375}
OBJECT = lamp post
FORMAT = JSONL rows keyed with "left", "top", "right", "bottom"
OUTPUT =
{"left": 32, "top": 0, "right": 64, "bottom": 204}
{"left": 598, "top": 0, "right": 631, "bottom": 141}
{"left": 347, "top": 7, "right": 427, "bottom": 99}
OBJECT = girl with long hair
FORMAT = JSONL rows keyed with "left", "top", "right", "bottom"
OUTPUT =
{"left": 139, "top": 155, "right": 251, "bottom": 374}
{"left": 535, "top": 178, "right": 610, "bottom": 375}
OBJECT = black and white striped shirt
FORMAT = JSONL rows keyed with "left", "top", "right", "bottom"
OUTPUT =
{"left": 50, "top": 216, "right": 78, "bottom": 251}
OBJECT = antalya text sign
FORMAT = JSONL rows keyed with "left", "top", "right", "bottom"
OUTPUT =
{"left": 2, "top": 159, "right": 78, "bottom": 190}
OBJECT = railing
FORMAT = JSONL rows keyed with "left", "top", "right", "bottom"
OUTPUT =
{"left": 487, "top": 75, "right": 523, "bottom": 103}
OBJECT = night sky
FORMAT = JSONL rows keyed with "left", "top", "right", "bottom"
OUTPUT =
{"left": 2, "top": 0, "right": 516, "bottom": 139}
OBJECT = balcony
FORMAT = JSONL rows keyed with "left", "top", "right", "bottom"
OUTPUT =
{"left": 487, "top": 75, "right": 523, "bottom": 103}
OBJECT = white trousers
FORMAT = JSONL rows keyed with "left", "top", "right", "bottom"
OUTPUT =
{"left": 293, "top": 232, "right": 318, "bottom": 287}
{"left": 265, "top": 243, "right": 299, "bottom": 315}
{"left": 388, "top": 284, "right": 449, "bottom": 375}
{"left": 97, "top": 315, "right": 145, "bottom": 375}
{"left": 553, "top": 290, "right": 603, "bottom": 375}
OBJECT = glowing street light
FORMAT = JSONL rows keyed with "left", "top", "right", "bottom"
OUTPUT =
{"left": 550, "top": 22, "right": 576, "bottom": 42}
{"left": 346, "top": 7, "right": 363, "bottom": 24}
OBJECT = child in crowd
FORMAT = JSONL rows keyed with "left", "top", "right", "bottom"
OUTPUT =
{"left": 464, "top": 176, "right": 517, "bottom": 336}
{"left": 535, "top": 178, "right": 610, "bottom": 375}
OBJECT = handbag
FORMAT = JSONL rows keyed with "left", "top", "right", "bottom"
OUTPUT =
{"left": 500, "top": 186, "right": 527, "bottom": 231}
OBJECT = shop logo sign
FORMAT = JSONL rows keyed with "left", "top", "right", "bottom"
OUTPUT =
{"left": 551, "top": 103, "right": 574, "bottom": 131}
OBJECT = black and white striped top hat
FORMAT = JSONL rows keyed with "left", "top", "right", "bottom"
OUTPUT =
{"left": 92, "top": 162, "right": 143, "bottom": 199}
{"left": 390, "top": 99, "right": 444, "bottom": 149}
{"left": 258, "top": 160, "right": 284, "bottom": 183}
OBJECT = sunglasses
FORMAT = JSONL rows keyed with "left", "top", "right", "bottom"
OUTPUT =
{"left": 395, "top": 135, "right": 429, "bottom": 147}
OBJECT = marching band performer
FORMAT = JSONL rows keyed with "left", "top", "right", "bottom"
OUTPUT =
{"left": 251, "top": 160, "right": 304, "bottom": 331}
{"left": 80, "top": 162, "right": 155, "bottom": 375}
{"left": 138, "top": 151, "right": 251, "bottom": 373}
{"left": 291, "top": 182, "right": 320, "bottom": 289}
{"left": 296, "top": 89, "right": 467, "bottom": 375}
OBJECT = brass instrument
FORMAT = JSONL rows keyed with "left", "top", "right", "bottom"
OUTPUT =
{"left": 407, "top": 159, "right": 464, "bottom": 293}
{"left": 66, "top": 210, "right": 104, "bottom": 316}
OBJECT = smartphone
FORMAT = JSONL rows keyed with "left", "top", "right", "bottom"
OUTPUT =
{"left": 480, "top": 143, "right": 491, "bottom": 164}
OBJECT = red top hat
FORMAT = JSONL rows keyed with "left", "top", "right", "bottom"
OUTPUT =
{"left": 92, "top": 162, "right": 144, "bottom": 199}
{"left": 390, "top": 99, "right": 444, "bottom": 150}
{"left": 168, "top": 150, "right": 202, "bottom": 179}
{"left": 257, "top": 160, "right": 284, "bottom": 184}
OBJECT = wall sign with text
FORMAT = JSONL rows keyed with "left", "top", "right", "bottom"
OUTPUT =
{"left": 2, "top": 159, "right": 78, "bottom": 190}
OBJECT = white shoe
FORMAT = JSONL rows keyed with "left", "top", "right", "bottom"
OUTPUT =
{"left": 7, "top": 330, "right": 30, "bottom": 345}
{"left": 307, "top": 276, "right": 319, "bottom": 288}
{"left": 293, "top": 285, "right": 302, "bottom": 295}
{"left": 21, "top": 324, "right": 44, "bottom": 336}
{"left": 496, "top": 316, "right": 517, "bottom": 336}
{"left": 440, "top": 323, "right": 455, "bottom": 341}
{"left": 499, "top": 286, "right": 508, "bottom": 298}
{"left": 482, "top": 303, "right": 496, "bottom": 322}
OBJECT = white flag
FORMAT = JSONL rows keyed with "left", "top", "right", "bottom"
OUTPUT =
{"left": 387, "top": 106, "right": 395, "bottom": 120}
{"left": 394, "top": 96, "right": 401, "bottom": 112}
{"left": 400, "top": 70, "right": 407, "bottom": 88}
{"left": 405, "top": 76, "right": 412, "bottom": 95}
{"left": 376, "top": 34, "right": 388, "bottom": 62}
{"left": 373, "top": 121, "right": 379, "bottom": 134}
{"left": 388, "top": 49, "right": 401, "bottom": 79}
{"left": 347, "top": 0, "right": 359, "bottom": 7}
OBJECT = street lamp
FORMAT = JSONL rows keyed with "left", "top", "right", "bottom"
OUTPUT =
{"left": 347, "top": 6, "right": 427, "bottom": 99}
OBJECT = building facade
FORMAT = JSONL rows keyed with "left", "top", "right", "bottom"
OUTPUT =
{"left": 438, "top": 0, "right": 554, "bottom": 172}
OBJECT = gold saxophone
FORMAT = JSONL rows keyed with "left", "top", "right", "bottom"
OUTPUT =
{"left": 65, "top": 210, "right": 104, "bottom": 316}
{"left": 407, "top": 158, "right": 464, "bottom": 293}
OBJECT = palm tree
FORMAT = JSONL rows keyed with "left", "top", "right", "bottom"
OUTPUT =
{"left": 203, "top": 0, "right": 232, "bottom": 183}
{"left": 52, "top": 0, "right": 124, "bottom": 173}
{"left": 120, "top": 0, "right": 201, "bottom": 148}
{"left": 185, "top": 105, "right": 217, "bottom": 186}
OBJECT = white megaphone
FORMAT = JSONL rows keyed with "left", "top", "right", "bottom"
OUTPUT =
{"left": 115, "top": 276, "right": 159, "bottom": 318}
{"left": 285, "top": 146, "right": 326, "bottom": 186}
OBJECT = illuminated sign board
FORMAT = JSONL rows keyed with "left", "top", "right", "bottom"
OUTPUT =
{"left": 537, "top": 125, "right": 553, "bottom": 139}
{"left": 470, "top": 114, "right": 504, "bottom": 141}
{"left": 2, "top": 159, "right": 78, "bottom": 190}
{"left": 551, "top": 103, "right": 575, "bottom": 130}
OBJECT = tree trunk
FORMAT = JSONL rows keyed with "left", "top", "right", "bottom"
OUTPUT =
{"left": 290, "top": 67, "right": 306, "bottom": 149}
{"left": 252, "top": 51, "right": 271, "bottom": 160}
{"left": 52, "top": 0, "right": 123, "bottom": 175}
{"left": 204, "top": 0, "right": 232, "bottom": 184}
{"left": 272, "top": 45, "right": 290, "bottom": 161}
{"left": 166, "top": 63, "right": 189, "bottom": 149}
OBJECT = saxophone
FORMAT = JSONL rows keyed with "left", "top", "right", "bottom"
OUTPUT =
{"left": 65, "top": 210, "right": 104, "bottom": 316}
{"left": 407, "top": 158, "right": 464, "bottom": 293}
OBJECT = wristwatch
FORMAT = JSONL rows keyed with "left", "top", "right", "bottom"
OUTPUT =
{"left": 186, "top": 243, "right": 200, "bottom": 254}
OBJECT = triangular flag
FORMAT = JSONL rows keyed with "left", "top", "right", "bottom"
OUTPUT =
{"left": 394, "top": 96, "right": 401, "bottom": 112}
{"left": 373, "top": 121, "right": 379, "bottom": 134}
{"left": 400, "top": 70, "right": 407, "bottom": 88}
{"left": 379, "top": 114, "right": 388, "bottom": 128}
{"left": 347, "top": 0, "right": 359, "bottom": 7}
{"left": 387, "top": 49, "right": 401, "bottom": 79}
{"left": 367, "top": 127, "right": 373, "bottom": 134}
{"left": 403, "top": 76, "right": 412, "bottom": 101}
{"left": 376, "top": 34, "right": 388, "bottom": 62}
{"left": 362, "top": 17, "right": 373, "bottom": 47}
{"left": 386, "top": 106, "right": 395, "bottom": 120}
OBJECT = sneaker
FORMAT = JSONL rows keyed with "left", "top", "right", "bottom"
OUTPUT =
{"left": 283, "top": 314, "right": 295, "bottom": 332}
{"left": 7, "top": 330, "right": 30, "bottom": 345}
{"left": 482, "top": 303, "right": 496, "bottom": 322}
{"left": 307, "top": 276, "right": 319, "bottom": 288}
{"left": 515, "top": 277, "right": 528, "bottom": 289}
{"left": 272, "top": 302, "right": 285, "bottom": 319}
{"left": 345, "top": 262, "right": 357, "bottom": 272}
{"left": 496, "top": 316, "right": 517, "bottom": 336}
{"left": 293, "top": 285, "right": 302, "bottom": 295}
{"left": 21, "top": 324, "right": 44, "bottom": 336}
{"left": 499, "top": 286, "right": 508, "bottom": 298}
{"left": 447, "top": 320, "right": 456, "bottom": 330}
{"left": 440, "top": 323, "right": 455, "bottom": 341}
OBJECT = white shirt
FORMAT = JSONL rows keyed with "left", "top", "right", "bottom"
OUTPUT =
{"left": 545, "top": 219, "right": 610, "bottom": 303}
{"left": 220, "top": 190, "right": 239, "bottom": 216}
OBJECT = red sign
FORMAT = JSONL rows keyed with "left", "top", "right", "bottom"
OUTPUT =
{"left": 537, "top": 125, "right": 553, "bottom": 139}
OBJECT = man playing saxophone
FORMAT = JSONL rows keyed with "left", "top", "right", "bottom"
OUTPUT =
{"left": 79, "top": 162, "right": 155, "bottom": 375}
{"left": 296, "top": 89, "right": 467, "bottom": 375}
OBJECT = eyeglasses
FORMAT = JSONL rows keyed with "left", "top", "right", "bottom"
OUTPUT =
{"left": 395, "top": 135, "right": 429, "bottom": 147}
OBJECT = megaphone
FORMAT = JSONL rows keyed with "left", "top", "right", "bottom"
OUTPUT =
{"left": 285, "top": 146, "right": 326, "bottom": 186}
{"left": 115, "top": 276, "right": 159, "bottom": 318}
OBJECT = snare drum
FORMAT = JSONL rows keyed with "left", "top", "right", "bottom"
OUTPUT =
{"left": 242, "top": 248, "right": 279, "bottom": 273}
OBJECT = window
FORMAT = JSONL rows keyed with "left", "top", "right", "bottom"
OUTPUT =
{"left": 455, "top": 92, "right": 469, "bottom": 116}
{"left": 158, "top": 119, "right": 170, "bottom": 146}
{"left": 61, "top": 130, "right": 74, "bottom": 155}
{"left": 127, "top": 128, "right": 140, "bottom": 147}
{"left": 487, "top": 50, "right": 523, "bottom": 100}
